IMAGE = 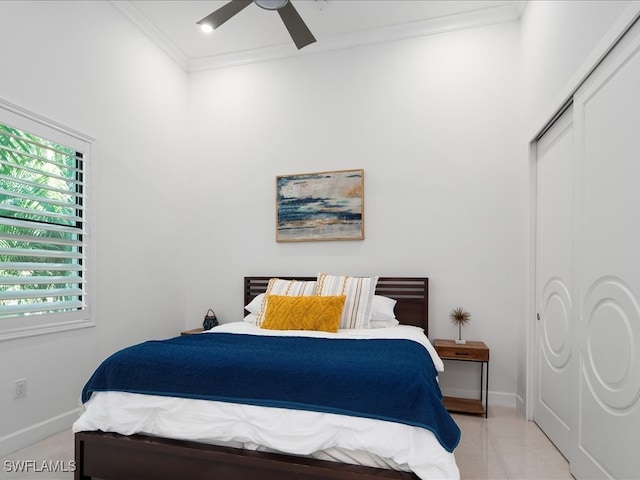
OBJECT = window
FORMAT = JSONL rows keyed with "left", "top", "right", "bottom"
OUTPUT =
{"left": 0, "top": 102, "right": 93, "bottom": 340}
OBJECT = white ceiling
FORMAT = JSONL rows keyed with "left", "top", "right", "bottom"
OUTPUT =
{"left": 112, "top": 0, "right": 526, "bottom": 72}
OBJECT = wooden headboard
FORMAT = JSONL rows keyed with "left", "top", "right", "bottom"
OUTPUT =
{"left": 244, "top": 276, "right": 429, "bottom": 336}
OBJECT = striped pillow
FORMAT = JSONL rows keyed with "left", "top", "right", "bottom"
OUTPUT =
{"left": 255, "top": 278, "right": 317, "bottom": 326}
{"left": 316, "top": 273, "right": 379, "bottom": 329}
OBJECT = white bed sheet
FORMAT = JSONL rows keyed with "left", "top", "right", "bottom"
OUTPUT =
{"left": 73, "top": 323, "right": 459, "bottom": 480}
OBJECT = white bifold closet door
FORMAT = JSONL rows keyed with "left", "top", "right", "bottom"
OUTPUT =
{"left": 570, "top": 17, "right": 640, "bottom": 480}
{"left": 534, "top": 106, "right": 573, "bottom": 460}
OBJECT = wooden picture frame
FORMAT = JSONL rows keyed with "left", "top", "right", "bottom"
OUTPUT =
{"left": 276, "top": 169, "right": 364, "bottom": 242}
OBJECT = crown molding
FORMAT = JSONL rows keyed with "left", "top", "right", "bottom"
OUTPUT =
{"left": 112, "top": 1, "right": 524, "bottom": 73}
{"left": 512, "top": 1, "right": 528, "bottom": 18}
{"left": 110, "top": 0, "right": 190, "bottom": 71}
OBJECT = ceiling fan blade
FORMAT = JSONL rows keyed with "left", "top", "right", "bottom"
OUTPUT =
{"left": 197, "top": 0, "right": 252, "bottom": 29}
{"left": 277, "top": 2, "right": 316, "bottom": 50}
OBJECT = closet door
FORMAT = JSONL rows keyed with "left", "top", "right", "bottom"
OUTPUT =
{"left": 534, "top": 107, "right": 573, "bottom": 459}
{"left": 571, "top": 19, "right": 640, "bottom": 479}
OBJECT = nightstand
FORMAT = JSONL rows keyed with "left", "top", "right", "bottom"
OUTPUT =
{"left": 434, "top": 339, "right": 489, "bottom": 417}
{"left": 180, "top": 327, "right": 205, "bottom": 335}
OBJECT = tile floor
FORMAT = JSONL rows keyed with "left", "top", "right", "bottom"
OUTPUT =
{"left": 1, "top": 406, "right": 573, "bottom": 479}
{"left": 452, "top": 406, "right": 573, "bottom": 479}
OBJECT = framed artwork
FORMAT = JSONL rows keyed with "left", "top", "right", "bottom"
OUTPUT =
{"left": 276, "top": 169, "right": 364, "bottom": 242}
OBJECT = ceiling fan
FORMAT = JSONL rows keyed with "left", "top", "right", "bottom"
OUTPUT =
{"left": 197, "top": 0, "right": 316, "bottom": 50}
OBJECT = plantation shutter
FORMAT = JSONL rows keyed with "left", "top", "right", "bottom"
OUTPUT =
{"left": 0, "top": 123, "right": 86, "bottom": 318}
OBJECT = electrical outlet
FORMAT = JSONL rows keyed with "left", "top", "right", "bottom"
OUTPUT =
{"left": 14, "top": 379, "right": 26, "bottom": 399}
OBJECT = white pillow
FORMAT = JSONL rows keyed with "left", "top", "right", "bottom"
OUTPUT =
{"left": 316, "top": 273, "right": 378, "bottom": 329}
{"left": 243, "top": 313, "right": 259, "bottom": 323}
{"left": 369, "top": 295, "right": 399, "bottom": 327}
{"left": 245, "top": 294, "right": 265, "bottom": 315}
{"left": 255, "top": 278, "right": 317, "bottom": 325}
{"left": 369, "top": 319, "right": 400, "bottom": 328}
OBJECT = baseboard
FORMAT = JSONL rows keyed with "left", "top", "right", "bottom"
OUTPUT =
{"left": 488, "top": 391, "right": 516, "bottom": 408}
{"left": 515, "top": 393, "right": 527, "bottom": 419}
{"left": 0, "top": 408, "right": 81, "bottom": 458}
{"left": 440, "top": 387, "right": 516, "bottom": 408}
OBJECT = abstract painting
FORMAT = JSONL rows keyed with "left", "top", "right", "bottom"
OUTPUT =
{"left": 276, "top": 169, "right": 364, "bottom": 242}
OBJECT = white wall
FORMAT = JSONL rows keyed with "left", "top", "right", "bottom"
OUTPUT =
{"left": 520, "top": 0, "right": 632, "bottom": 134}
{"left": 0, "top": 1, "right": 188, "bottom": 455}
{"left": 187, "top": 21, "right": 521, "bottom": 405}
{"left": 516, "top": 0, "right": 636, "bottom": 414}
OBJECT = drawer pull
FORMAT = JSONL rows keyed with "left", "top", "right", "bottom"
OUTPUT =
{"left": 455, "top": 352, "right": 470, "bottom": 356}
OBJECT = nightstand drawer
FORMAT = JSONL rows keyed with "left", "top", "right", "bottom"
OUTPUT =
{"left": 436, "top": 346, "right": 489, "bottom": 361}
{"left": 434, "top": 340, "right": 489, "bottom": 361}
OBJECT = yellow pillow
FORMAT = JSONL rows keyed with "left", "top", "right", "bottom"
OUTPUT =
{"left": 261, "top": 295, "right": 346, "bottom": 333}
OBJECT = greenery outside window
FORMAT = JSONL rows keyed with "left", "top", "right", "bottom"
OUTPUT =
{"left": 0, "top": 102, "right": 93, "bottom": 340}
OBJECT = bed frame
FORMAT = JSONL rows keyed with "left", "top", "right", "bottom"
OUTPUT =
{"left": 75, "top": 276, "right": 429, "bottom": 480}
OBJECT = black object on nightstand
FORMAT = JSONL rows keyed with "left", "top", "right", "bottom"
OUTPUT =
{"left": 203, "top": 309, "right": 218, "bottom": 330}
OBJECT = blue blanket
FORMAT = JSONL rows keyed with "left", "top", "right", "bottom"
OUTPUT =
{"left": 81, "top": 333, "right": 460, "bottom": 452}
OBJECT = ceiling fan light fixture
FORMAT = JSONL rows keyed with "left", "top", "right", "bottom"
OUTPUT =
{"left": 197, "top": 0, "right": 314, "bottom": 50}
{"left": 254, "top": 0, "right": 288, "bottom": 11}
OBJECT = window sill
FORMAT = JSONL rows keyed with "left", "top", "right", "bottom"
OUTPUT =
{"left": 0, "top": 319, "right": 95, "bottom": 342}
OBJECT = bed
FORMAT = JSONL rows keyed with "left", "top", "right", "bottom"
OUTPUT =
{"left": 73, "top": 276, "right": 460, "bottom": 480}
